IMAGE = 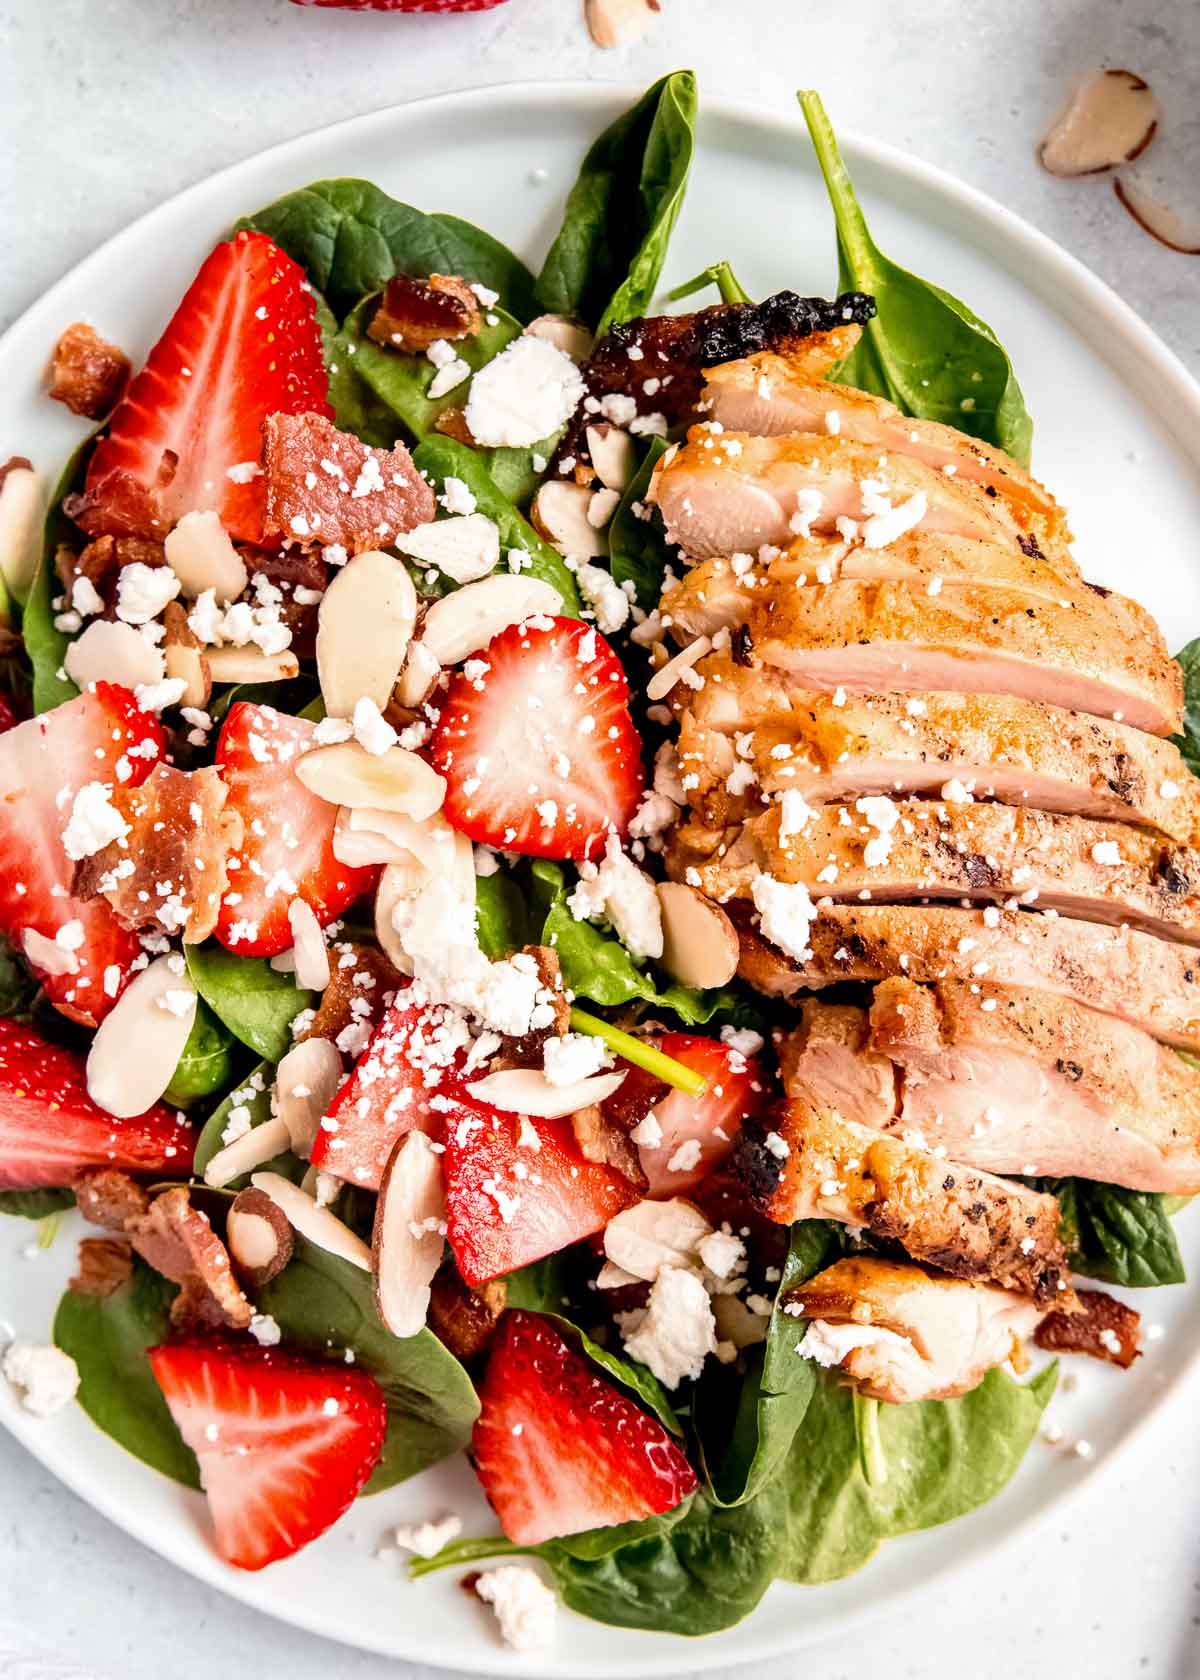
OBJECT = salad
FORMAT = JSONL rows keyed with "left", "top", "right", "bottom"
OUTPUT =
{"left": 1, "top": 71, "right": 1197, "bottom": 1655}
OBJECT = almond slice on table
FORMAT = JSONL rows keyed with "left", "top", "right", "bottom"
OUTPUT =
{"left": 523, "top": 314, "right": 595, "bottom": 364}
{"left": 203, "top": 646, "right": 299, "bottom": 684}
{"left": 585, "top": 425, "right": 636, "bottom": 493}
{"left": 296, "top": 740, "right": 446, "bottom": 819}
{"left": 531, "top": 481, "right": 607, "bottom": 559}
{"left": 203, "top": 1117, "right": 293, "bottom": 1189}
{"left": 65, "top": 619, "right": 166, "bottom": 690}
{"left": 372, "top": 1131, "right": 447, "bottom": 1338}
{"left": 464, "top": 1067, "right": 626, "bottom": 1119}
{"left": 274, "top": 1035, "right": 343, "bottom": 1158}
{"left": 395, "top": 514, "right": 501, "bottom": 585}
{"left": 86, "top": 956, "right": 197, "bottom": 1119}
{"left": 316, "top": 548, "right": 417, "bottom": 718}
{"left": 226, "top": 1185, "right": 294, "bottom": 1287}
{"left": 0, "top": 460, "right": 45, "bottom": 597}
{"left": 656, "top": 882, "right": 739, "bottom": 989}
{"left": 1039, "top": 68, "right": 1159, "bottom": 176}
{"left": 586, "top": 0, "right": 661, "bottom": 49}
{"left": 163, "top": 510, "right": 248, "bottom": 601}
{"left": 250, "top": 1170, "right": 372, "bottom": 1270}
{"left": 418, "top": 575, "right": 562, "bottom": 665}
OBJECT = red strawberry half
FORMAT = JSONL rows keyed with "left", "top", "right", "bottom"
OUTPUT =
{"left": 626, "top": 1033, "right": 768, "bottom": 1196}
{"left": 430, "top": 616, "right": 644, "bottom": 861}
{"left": 78, "top": 230, "right": 331, "bottom": 544}
{"left": 310, "top": 987, "right": 467, "bottom": 1191}
{"left": 0, "top": 1016, "right": 193, "bottom": 1190}
{"left": 472, "top": 1311, "right": 697, "bottom": 1545}
{"left": 214, "top": 702, "right": 378, "bottom": 957}
{"left": 149, "top": 1339, "right": 387, "bottom": 1570}
{"left": 442, "top": 1089, "right": 639, "bottom": 1286}
{"left": 0, "top": 684, "right": 164, "bottom": 1025}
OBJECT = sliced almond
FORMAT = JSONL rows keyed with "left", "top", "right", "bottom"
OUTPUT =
{"left": 226, "top": 1186, "right": 294, "bottom": 1287}
{"left": 274, "top": 1035, "right": 343, "bottom": 1158}
{"left": 202, "top": 1116, "right": 292, "bottom": 1189}
{"left": 419, "top": 575, "right": 562, "bottom": 666}
{"left": 350, "top": 806, "right": 468, "bottom": 880}
{"left": 372, "top": 1131, "right": 447, "bottom": 1338}
{"left": 523, "top": 314, "right": 595, "bottom": 364}
{"left": 22, "top": 927, "right": 79, "bottom": 978}
{"left": 203, "top": 646, "right": 299, "bottom": 684}
{"left": 1114, "top": 178, "right": 1200, "bottom": 254}
{"left": 286, "top": 898, "right": 331, "bottom": 992}
{"left": 530, "top": 480, "right": 606, "bottom": 559}
{"left": 163, "top": 510, "right": 248, "bottom": 601}
{"left": 374, "top": 859, "right": 426, "bottom": 975}
{"left": 163, "top": 639, "right": 211, "bottom": 710}
{"left": 656, "top": 881, "right": 739, "bottom": 989}
{"left": 64, "top": 619, "right": 165, "bottom": 691}
{"left": 296, "top": 740, "right": 446, "bottom": 819}
{"left": 0, "top": 464, "right": 45, "bottom": 597}
{"left": 1039, "top": 68, "right": 1159, "bottom": 177}
{"left": 333, "top": 806, "right": 412, "bottom": 868}
{"left": 464, "top": 1067, "right": 626, "bottom": 1119}
{"left": 586, "top": 424, "right": 636, "bottom": 492}
{"left": 603, "top": 1197, "right": 712, "bottom": 1283}
{"left": 394, "top": 640, "right": 442, "bottom": 709}
{"left": 394, "top": 514, "right": 501, "bottom": 585}
{"left": 586, "top": 0, "right": 660, "bottom": 49}
{"left": 249, "top": 1170, "right": 372, "bottom": 1270}
{"left": 587, "top": 488, "right": 622, "bottom": 529}
{"left": 86, "top": 956, "right": 197, "bottom": 1119}
{"left": 316, "top": 548, "right": 417, "bottom": 719}
{"left": 645, "top": 634, "right": 712, "bottom": 703}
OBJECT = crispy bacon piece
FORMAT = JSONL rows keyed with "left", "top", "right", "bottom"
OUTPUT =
{"left": 427, "top": 1268, "right": 507, "bottom": 1362}
{"left": 73, "top": 763, "right": 241, "bottom": 945}
{"left": 1035, "top": 1287, "right": 1142, "bottom": 1369}
{"left": 367, "top": 274, "right": 482, "bottom": 354}
{"left": 69, "top": 1236, "right": 134, "bottom": 1298}
{"left": 55, "top": 533, "right": 167, "bottom": 613}
{"left": 299, "top": 941, "right": 404, "bottom": 1048}
{"left": 126, "top": 1185, "right": 252, "bottom": 1331}
{"left": 240, "top": 544, "right": 328, "bottom": 656}
{"left": 572, "top": 1103, "right": 648, "bottom": 1189}
{"left": 48, "top": 322, "right": 131, "bottom": 419}
{"left": 74, "top": 1165, "right": 151, "bottom": 1229}
{"left": 262, "top": 412, "right": 435, "bottom": 555}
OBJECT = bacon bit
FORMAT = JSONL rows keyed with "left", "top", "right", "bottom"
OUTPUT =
{"left": 433, "top": 406, "right": 478, "bottom": 448}
{"left": 73, "top": 763, "right": 242, "bottom": 945}
{"left": 427, "top": 1268, "right": 506, "bottom": 1362}
{"left": 74, "top": 1165, "right": 151, "bottom": 1230}
{"left": 48, "top": 322, "right": 131, "bottom": 419}
{"left": 240, "top": 544, "right": 329, "bottom": 657}
{"left": 367, "top": 274, "right": 482, "bottom": 355}
{"left": 572, "top": 1102, "right": 648, "bottom": 1189}
{"left": 1035, "top": 1287, "right": 1142, "bottom": 1369}
{"left": 126, "top": 1185, "right": 252, "bottom": 1331}
{"left": 262, "top": 412, "right": 435, "bottom": 556}
{"left": 1113, "top": 178, "right": 1200, "bottom": 254}
{"left": 691, "top": 1166, "right": 790, "bottom": 1275}
{"left": 56, "top": 533, "right": 168, "bottom": 612}
{"left": 299, "top": 941, "right": 404, "bottom": 1046}
{"left": 496, "top": 946, "right": 571, "bottom": 1065}
{"left": 69, "top": 1236, "right": 134, "bottom": 1298}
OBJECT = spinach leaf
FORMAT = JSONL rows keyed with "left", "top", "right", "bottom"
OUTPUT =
{"left": 191, "top": 1061, "right": 293, "bottom": 1184}
{"left": 1171, "top": 638, "right": 1200, "bottom": 777}
{"left": 1042, "top": 1178, "right": 1185, "bottom": 1288}
{"left": 608, "top": 437, "right": 671, "bottom": 610}
{"left": 237, "top": 180, "right": 538, "bottom": 323}
{"left": 313, "top": 290, "right": 398, "bottom": 450}
{"left": 537, "top": 73, "right": 697, "bottom": 334}
{"left": 798, "top": 91, "right": 1033, "bottom": 467}
{"left": 184, "top": 943, "right": 313, "bottom": 1064}
{"left": 0, "top": 1188, "right": 75, "bottom": 1220}
{"left": 255, "top": 1236, "right": 479, "bottom": 1492}
{"left": 53, "top": 1260, "right": 201, "bottom": 1489}
{"left": 21, "top": 436, "right": 93, "bottom": 714}
{"left": 475, "top": 872, "right": 531, "bottom": 961}
{"left": 162, "top": 1000, "right": 237, "bottom": 1111}
{"left": 0, "top": 935, "right": 37, "bottom": 1019}
{"left": 410, "top": 438, "right": 581, "bottom": 613}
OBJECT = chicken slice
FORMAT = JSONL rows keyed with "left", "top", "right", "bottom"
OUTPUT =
{"left": 675, "top": 675, "right": 1200, "bottom": 845}
{"left": 734, "top": 1098, "right": 1072, "bottom": 1305}
{"left": 732, "top": 901, "right": 1200, "bottom": 1050}
{"left": 703, "top": 352, "right": 1067, "bottom": 548}
{"left": 650, "top": 433, "right": 1026, "bottom": 557}
{"left": 775, "top": 997, "right": 897, "bottom": 1129}
{"left": 748, "top": 578, "right": 1180, "bottom": 737}
{"left": 669, "top": 799, "right": 1200, "bottom": 947}
{"left": 783, "top": 1255, "right": 1045, "bottom": 1402}
{"left": 868, "top": 978, "right": 1200, "bottom": 1195}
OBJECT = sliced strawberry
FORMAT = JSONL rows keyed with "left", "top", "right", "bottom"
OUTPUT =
{"left": 0, "top": 693, "right": 21, "bottom": 733}
{"left": 148, "top": 1338, "right": 386, "bottom": 1570}
{"left": 472, "top": 1311, "right": 696, "bottom": 1545}
{"left": 442, "top": 1089, "right": 639, "bottom": 1286}
{"left": 430, "top": 616, "right": 644, "bottom": 862}
{"left": 0, "top": 684, "right": 164, "bottom": 1025}
{"left": 626, "top": 1033, "right": 768, "bottom": 1196}
{"left": 0, "top": 1016, "right": 193, "bottom": 1189}
{"left": 78, "top": 230, "right": 330, "bottom": 545}
{"left": 214, "top": 703, "right": 378, "bottom": 957}
{"left": 310, "top": 987, "right": 468, "bottom": 1190}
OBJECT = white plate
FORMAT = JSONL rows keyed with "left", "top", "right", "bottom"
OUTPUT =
{"left": 2, "top": 80, "right": 1200, "bottom": 1678}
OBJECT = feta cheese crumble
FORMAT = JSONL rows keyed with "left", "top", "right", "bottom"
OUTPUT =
{"left": 464, "top": 337, "right": 584, "bottom": 449}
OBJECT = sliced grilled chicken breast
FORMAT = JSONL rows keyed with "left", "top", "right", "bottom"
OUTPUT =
{"left": 733, "top": 901, "right": 1200, "bottom": 1050}
{"left": 870, "top": 979, "right": 1200, "bottom": 1194}
{"left": 669, "top": 799, "right": 1200, "bottom": 946}
{"left": 703, "top": 353, "right": 1067, "bottom": 546}
{"left": 749, "top": 579, "right": 1180, "bottom": 736}
{"left": 650, "top": 433, "right": 1027, "bottom": 557}
{"left": 675, "top": 675, "right": 1199, "bottom": 844}
{"left": 785, "top": 1255, "right": 1045, "bottom": 1402}
{"left": 775, "top": 997, "right": 897, "bottom": 1128}
{"left": 735, "top": 1099, "right": 1072, "bottom": 1304}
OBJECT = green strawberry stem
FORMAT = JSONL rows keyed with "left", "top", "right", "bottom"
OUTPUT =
{"left": 568, "top": 1007, "right": 708, "bottom": 1096}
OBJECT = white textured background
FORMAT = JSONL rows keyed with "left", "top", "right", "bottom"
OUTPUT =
{"left": 2, "top": 1, "right": 1200, "bottom": 1676}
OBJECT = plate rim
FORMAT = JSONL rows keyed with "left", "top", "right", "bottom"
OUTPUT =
{"left": 4, "top": 75, "right": 1200, "bottom": 1676}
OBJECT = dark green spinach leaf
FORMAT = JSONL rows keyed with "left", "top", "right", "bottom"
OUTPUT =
{"left": 184, "top": 943, "right": 313, "bottom": 1064}
{"left": 21, "top": 436, "right": 93, "bottom": 714}
{"left": 608, "top": 436, "right": 671, "bottom": 609}
{"left": 1172, "top": 638, "right": 1200, "bottom": 777}
{"left": 474, "top": 872, "right": 531, "bottom": 961}
{"left": 313, "top": 290, "right": 398, "bottom": 449}
{"left": 0, "top": 935, "right": 37, "bottom": 1020}
{"left": 1042, "top": 1178, "right": 1185, "bottom": 1287}
{"left": 163, "top": 1000, "right": 237, "bottom": 1110}
{"left": 0, "top": 1187, "right": 75, "bottom": 1220}
{"left": 192, "top": 1061, "right": 289, "bottom": 1183}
